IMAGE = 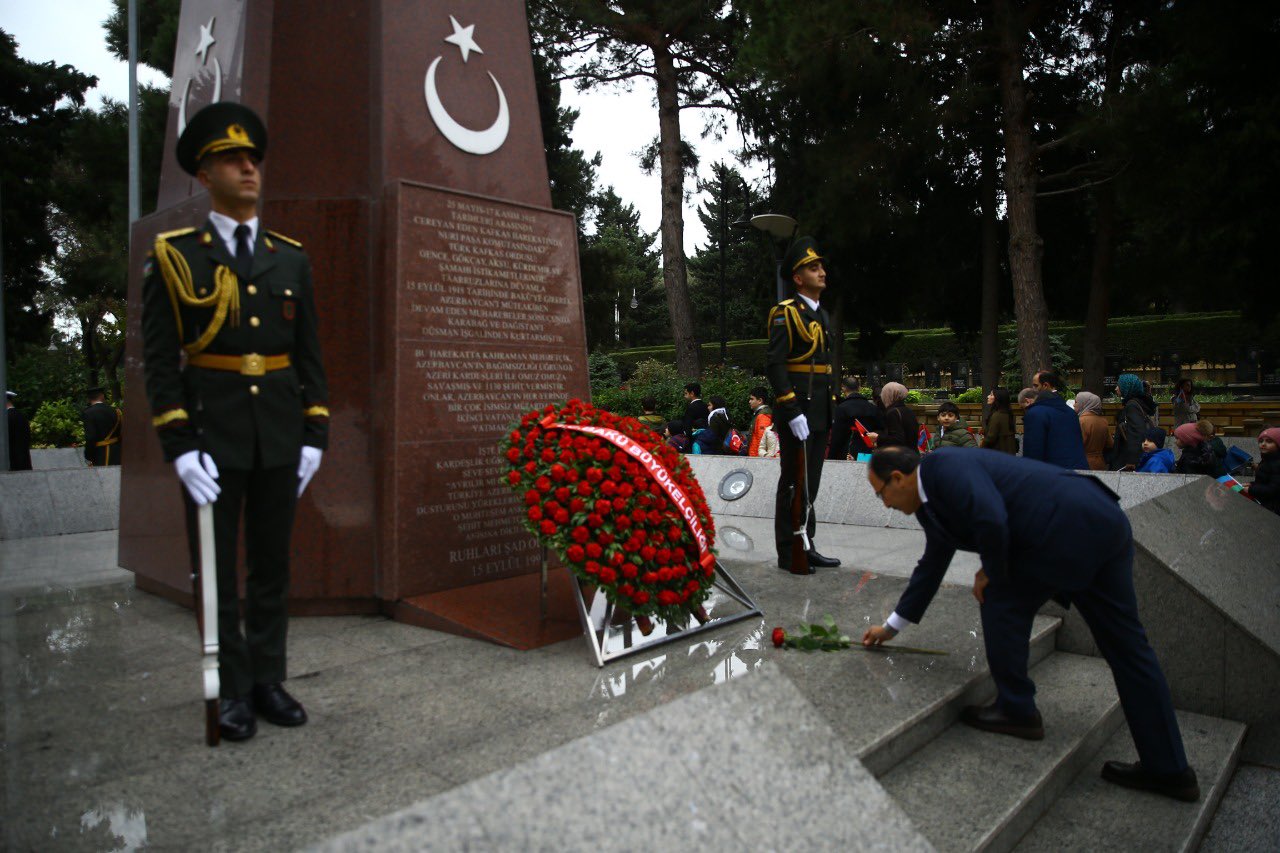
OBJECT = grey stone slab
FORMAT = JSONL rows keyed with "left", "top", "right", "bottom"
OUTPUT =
{"left": 1223, "top": 628, "right": 1280, "bottom": 764}
{"left": 0, "top": 469, "right": 56, "bottom": 539}
{"left": 1116, "top": 471, "right": 1194, "bottom": 510}
{"left": 882, "top": 652, "right": 1123, "bottom": 853}
{"left": 31, "top": 447, "right": 90, "bottom": 469}
{"left": 1200, "top": 764, "right": 1280, "bottom": 853}
{"left": 1014, "top": 710, "right": 1246, "bottom": 853}
{"left": 1128, "top": 479, "right": 1280, "bottom": 653}
{"left": 0, "top": 530, "right": 129, "bottom": 595}
{"left": 45, "top": 467, "right": 119, "bottom": 535}
{"left": 317, "top": 665, "right": 934, "bottom": 853}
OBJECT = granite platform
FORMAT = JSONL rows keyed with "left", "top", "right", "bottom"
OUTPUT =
{"left": 0, "top": 466, "right": 120, "bottom": 540}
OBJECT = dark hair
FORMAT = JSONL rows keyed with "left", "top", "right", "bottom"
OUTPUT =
{"left": 870, "top": 447, "right": 921, "bottom": 479}
{"left": 666, "top": 420, "right": 685, "bottom": 436}
{"left": 937, "top": 400, "right": 959, "bottom": 416}
{"left": 1035, "top": 370, "right": 1063, "bottom": 391}
{"left": 710, "top": 395, "right": 728, "bottom": 410}
{"left": 749, "top": 386, "right": 770, "bottom": 402}
{"left": 641, "top": 396, "right": 657, "bottom": 412}
{"left": 841, "top": 376, "right": 860, "bottom": 394}
{"left": 1176, "top": 378, "right": 1194, "bottom": 392}
{"left": 685, "top": 382, "right": 701, "bottom": 395}
{"left": 989, "top": 387, "right": 1012, "bottom": 414}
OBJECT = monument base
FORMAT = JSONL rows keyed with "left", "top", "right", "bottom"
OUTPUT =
{"left": 393, "top": 569, "right": 582, "bottom": 650}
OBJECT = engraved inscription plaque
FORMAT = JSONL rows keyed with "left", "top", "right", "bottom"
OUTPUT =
{"left": 388, "top": 182, "right": 589, "bottom": 597}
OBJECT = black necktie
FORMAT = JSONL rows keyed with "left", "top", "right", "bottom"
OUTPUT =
{"left": 234, "top": 224, "right": 253, "bottom": 281}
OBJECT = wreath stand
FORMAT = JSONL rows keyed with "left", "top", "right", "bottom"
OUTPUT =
{"left": 540, "top": 548, "right": 762, "bottom": 667}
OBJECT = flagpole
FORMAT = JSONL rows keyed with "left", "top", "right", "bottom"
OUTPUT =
{"left": 128, "top": 0, "right": 140, "bottom": 224}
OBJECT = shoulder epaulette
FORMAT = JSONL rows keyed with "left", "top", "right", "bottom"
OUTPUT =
{"left": 778, "top": 298, "right": 795, "bottom": 306}
{"left": 155, "top": 227, "right": 197, "bottom": 242}
{"left": 267, "top": 229, "right": 303, "bottom": 248}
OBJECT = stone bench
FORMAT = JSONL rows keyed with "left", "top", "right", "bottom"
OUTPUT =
{"left": 0, "top": 466, "right": 120, "bottom": 540}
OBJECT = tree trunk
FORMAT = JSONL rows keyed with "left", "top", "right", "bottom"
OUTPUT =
{"left": 980, "top": 135, "right": 1001, "bottom": 398}
{"left": 652, "top": 46, "right": 700, "bottom": 379}
{"left": 994, "top": 0, "right": 1049, "bottom": 387}
{"left": 1082, "top": 181, "right": 1115, "bottom": 395}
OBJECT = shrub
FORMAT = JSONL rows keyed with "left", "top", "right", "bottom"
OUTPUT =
{"left": 30, "top": 399, "right": 86, "bottom": 448}
{"left": 587, "top": 351, "right": 622, "bottom": 396}
{"left": 953, "top": 387, "right": 986, "bottom": 404}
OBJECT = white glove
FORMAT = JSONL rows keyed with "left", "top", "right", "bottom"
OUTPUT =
{"left": 789, "top": 414, "right": 810, "bottom": 441}
{"left": 175, "top": 450, "right": 221, "bottom": 506}
{"left": 297, "top": 446, "right": 323, "bottom": 497}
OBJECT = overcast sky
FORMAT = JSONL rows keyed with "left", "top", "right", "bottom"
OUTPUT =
{"left": 2, "top": 1, "right": 764, "bottom": 253}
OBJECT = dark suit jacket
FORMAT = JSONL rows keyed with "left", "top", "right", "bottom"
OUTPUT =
{"left": 829, "top": 394, "right": 883, "bottom": 459}
{"left": 142, "top": 222, "right": 329, "bottom": 469}
{"left": 893, "top": 448, "right": 1127, "bottom": 624}
{"left": 1021, "top": 393, "right": 1088, "bottom": 469}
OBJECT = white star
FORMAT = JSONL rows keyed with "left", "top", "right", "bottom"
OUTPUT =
{"left": 194, "top": 18, "right": 216, "bottom": 65}
{"left": 443, "top": 15, "right": 483, "bottom": 63}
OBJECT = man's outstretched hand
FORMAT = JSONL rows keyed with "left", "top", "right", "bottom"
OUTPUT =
{"left": 972, "top": 569, "right": 989, "bottom": 604}
{"left": 862, "top": 625, "right": 896, "bottom": 647}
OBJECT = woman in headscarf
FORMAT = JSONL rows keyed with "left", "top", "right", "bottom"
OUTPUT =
{"left": 873, "top": 382, "right": 920, "bottom": 453}
{"left": 981, "top": 387, "right": 1018, "bottom": 454}
{"left": 1244, "top": 426, "right": 1280, "bottom": 515}
{"left": 1111, "top": 373, "right": 1151, "bottom": 470}
{"left": 1172, "top": 422, "right": 1218, "bottom": 475}
{"left": 1074, "top": 391, "right": 1113, "bottom": 471}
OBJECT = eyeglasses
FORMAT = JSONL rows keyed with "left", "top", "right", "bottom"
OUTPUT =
{"left": 873, "top": 478, "right": 890, "bottom": 499}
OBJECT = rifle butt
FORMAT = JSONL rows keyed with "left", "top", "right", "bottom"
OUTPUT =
{"left": 205, "top": 698, "right": 220, "bottom": 747}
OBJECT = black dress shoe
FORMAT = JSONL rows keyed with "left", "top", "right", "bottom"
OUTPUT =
{"left": 960, "top": 703, "right": 1045, "bottom": 740}
{"left": 219, "top": 697, "right": 257, "bottom": 741}
{"left": 805, "top": 550, "right": 841, "bottom": 568}
{"left": 1101, "top": 760, "right": 1200, "bottom": 802}
{"left": 251, "top": 683, "right": 308, "bottom": 727}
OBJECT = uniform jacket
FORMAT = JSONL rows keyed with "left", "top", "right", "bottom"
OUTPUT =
{"left": 1021, "top": 393, "right": 1088, "bottom": 469}
{"left": 765, "top": 295, "right": 833, "bottom": 430}
{"left": 893, "top": 449, "right": 1128, "bottom": 624}
{"left": 81, "top": 402, "right": 123, "bottom": 466}
{"left": 142, "top": 222, "right": 329, "bottom": 469}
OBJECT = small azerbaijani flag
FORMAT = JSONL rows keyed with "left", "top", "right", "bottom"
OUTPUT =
{"left": 917, "top": 424, "right": 931, "bottom": 454}
{"left": 1217, "top": 474, "right": 1258, "bottom": 502}
{"left": 854, "top": 419, "right": 875, "bottom": 448}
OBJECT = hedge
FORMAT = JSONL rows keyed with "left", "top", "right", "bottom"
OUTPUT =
{"left": 609, "top": 311, "right": 1280, "bottom": 375}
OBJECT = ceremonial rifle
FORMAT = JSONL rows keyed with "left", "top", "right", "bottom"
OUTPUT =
{"left": 194, "top": 503, "right": 220, "bottom": 746}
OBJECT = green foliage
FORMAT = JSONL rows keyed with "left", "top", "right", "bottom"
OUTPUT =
{"left": 104, "top": 0, "right": 181, "bottom": 76}
{"left": 6, "top": 332, "right": 86, "bottom": 414}
{"left": 699, "top": 364, "right": 762, "bottom": 430}
{"left": 587, "top": 358, "right": 764, "bottom": 431}
{"left": 905, "top": 390, "right": 926, "bottom": 404}
{"left": 1002, "top": 330, "right": 1072, "bottom": 378}
{"left": 953, "top": 387, "right": 986, "bottom": 404}
{"left": 777, "top": 616, "right": 852, "bottom": 652}
{"left": 587, "top": 351, "right": 621, "bottom": 391}
{"left": 29, "top": 399, "right": 85, "bottom": 448}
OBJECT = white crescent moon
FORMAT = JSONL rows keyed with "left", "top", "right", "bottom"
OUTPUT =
{"left": 178, "top": 56, "right": 223, "bottom": 135}
{"left": 424, "top": 55, "right": 509, "bottom": 155}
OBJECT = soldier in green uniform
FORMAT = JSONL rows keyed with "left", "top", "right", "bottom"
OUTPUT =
{"left": 142, "top": 102, "right": 330, "bottom": 742}
{"left": 767, "top": 237, "right": 842, "bottom": 573}
{"left": 81, "top": 387, "right": 123, "bottom": 466}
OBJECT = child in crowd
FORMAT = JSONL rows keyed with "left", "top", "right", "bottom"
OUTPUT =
{"left": 1244, "top": 427, "right": 1280, "bottom": 516}
{"left": 1172, "top": 422, "right": 1218, "bottom": 475}
{"left": 637, "top": 397, "right": 665, "bottom": 432}
{"left": 930, "top": 400, "right": 977, "bottom": 450}
{"left": 664, "top": 421, "right": 690, "bottom": 454}
{"left": 1136, "top": 427, "right": 1175, "bottom": 473}
{"left": 1194, "top": 420, "right": 1228, "bottom": 476}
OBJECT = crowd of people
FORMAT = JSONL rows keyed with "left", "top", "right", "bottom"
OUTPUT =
{"left": 646, "top": 369, "right": 1277, "bottom": 518}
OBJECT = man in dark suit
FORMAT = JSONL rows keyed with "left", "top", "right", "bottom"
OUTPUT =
{"left": 142, "top": 102, "right": 330, "bottom": 742}
{"left": 828, "top": 376, "right": 882, "bottom": 460}
{"left": 5, "top": 391, "right": 33, "bottom": 471}
{"left": 766, "top": 237, "right": 840, "bottom": 573}
{"left": 1023, "top": 369, "right": 1087, "bottom": 469}
{"left": 81, "top": 387, "right": 123, "bottom": 466}
{"left": 683, "top": 383, "right": 709, "bottom": 432}
{"left": 862, "top": 447, "right": 1198, "bottom": 802}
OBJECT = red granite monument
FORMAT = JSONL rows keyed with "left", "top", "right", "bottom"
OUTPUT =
{"left": 119, "top": 0, "right": 589, "bottom": 647}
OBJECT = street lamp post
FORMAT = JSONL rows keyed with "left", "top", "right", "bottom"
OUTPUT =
{"left": 718, "top": 177, "right": 727, "bottom": 364}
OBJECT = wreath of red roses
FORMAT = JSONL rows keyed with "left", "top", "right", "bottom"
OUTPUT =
{"left": 499, "top": 399, "right": 717, "bottom": 623}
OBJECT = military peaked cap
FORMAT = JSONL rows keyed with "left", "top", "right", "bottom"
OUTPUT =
{"left": 176, "top": 102, "right": 268, "bottom": 176}
{"left": 784, "top": 236, "right": 824, "bottom": 273}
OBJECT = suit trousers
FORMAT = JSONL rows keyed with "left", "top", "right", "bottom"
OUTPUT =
{"left": 774, "top": 426, "right": 828, "bottom": 563}
{"left": 184, "top": 462, "right": 299, "bottom": 698}
{"left": 979, "top": 542, "right": 1188, "bottom": 775}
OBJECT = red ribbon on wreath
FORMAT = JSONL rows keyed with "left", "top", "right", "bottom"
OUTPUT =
{"left": 541, "top": 416, "right": 717, "bottom": 573}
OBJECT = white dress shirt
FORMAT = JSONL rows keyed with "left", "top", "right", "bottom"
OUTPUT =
{"left": 207, "top": 210, "right": 259, "bottom": 259}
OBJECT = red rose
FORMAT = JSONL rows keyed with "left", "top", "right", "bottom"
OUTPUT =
{"left": 632, "top": 590, "right": 650, "bottom": 605}
{"left": 621, "top": 564, "right": 638, "bottom": 580}
{"left": 597, "top": 532, "right": 614, "bottom": 546}
{"left": 554, "top": 509, "right": 570, "bottom": 524}
{"left": 523, "top": 461, "right": 538, "bottom": 474}
{"left": 612, "top": 497, "right": 627, "bottom": 511}
{"left": 595, "top": 500, "right": 612, "bottom": 516}
{"left": 613, "top": 451, "right": 628, "bottom": 466}
{"left": 648, "top": 510, "right": 662, "bottom": 526}
{"left": 657, "top": 590, "right": 679, "bottom": 606}
{"left": 600, "top": 480, "right": 618, "bottom": 496}
{"left": 577, "top": 481, "right": 593, "bottom": 496}
{"left": 527, "top": 506, "right": 543, "bottom": 522}
{"left": 586, "top": 543, "right": 603, "bottom": 559}
{"left": 656, "top": 549, "right": 671, "bottom": 566}
{"left": 615, "top": 515, "right": 632, "bottom": 530}
{"left": 541, "top": 448, "right": 557, "bottom": 463}
{"left": 536, "top": 477, "right": 553, "bottom": 493}
{"left": 667, "top": 526, "right": 682, "bottom": 542}
{"left": 587, "top": 514, "right": 603, "bottom": 529}
{"left": 772, "top": 628, "right": 786, "bottom": 647}
{"left": 524, "top": 490, "right": 540, "bottom": 506}
{"left": 618, "top": 483, "right": 634, "bottom": 499}
{"left": 554, "top": 487, "right": 571, "bottom": 503}
{"left": 566, "top": 545, "right": 585, "bottom": 563}
{"left": 571, "top": 526, "right": 590, "bottom": 543}
{"left": 609, "top": 552, "right": 625, "bottom": 567}
{"left": 507, "top": 471, "right": 523, "bottom": 485}
{"left": 586, "top": 468, "right": 603, "bottom": 484}
{"left": 658, "top": 567, "right": 673, "bottom": 582}
{"left": 598, "top": 567, "right": 618, "bottom": 584}
{"left": 641, "top": 572, "right": 659, "bottom": 584}
{"left": 594, "top": 448, "right": 611, "bottom": 463}
{"left": 569, "top": 498, "right": 586, "bottom": 514}
{"left": 550, "top": 465, "right": 566, "bottom": 482}
{"left": 618, "top": 583, "right": 635, "bottom": 597}
{"left": 510, "top": 430, "right": 522, "bottom": 443}
{"left": 539, "top": 520, "right": 556, "bottom": 536}
{"left": 584, "top": 561, "right": 600, "bottom": 575}
{"left": 505, "top": 447, "right": 522, "bottom": 463}
{"left": 559, "top": 450, "right": 576, "bottom": 465}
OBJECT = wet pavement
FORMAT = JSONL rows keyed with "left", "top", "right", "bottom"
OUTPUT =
{"left": 1, "top": 526, "right": 1272, "bottom": 851}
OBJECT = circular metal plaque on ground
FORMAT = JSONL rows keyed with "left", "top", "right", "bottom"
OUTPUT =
{"left": 718, "top": 469, "right": 753, "bottom": 501}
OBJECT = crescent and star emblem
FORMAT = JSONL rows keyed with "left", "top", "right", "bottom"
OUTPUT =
{"left": 424, "top": 15, "right": 510, "bottom": 156}
{"left": 177, "top": 16, "right": 223, "bottom": 135}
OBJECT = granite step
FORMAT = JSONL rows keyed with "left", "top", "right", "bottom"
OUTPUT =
{"left": 879, "top": 651, "right": 1123, "bottom": 853}
{"left": 1012, "top": 710, "right": 1246, "bottom": 853}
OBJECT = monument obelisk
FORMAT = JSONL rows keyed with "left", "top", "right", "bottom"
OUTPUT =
{"left": 119, "top": 0, "right": 589, "bottom": 646}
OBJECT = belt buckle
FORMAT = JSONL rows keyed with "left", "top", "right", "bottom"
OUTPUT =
{"left": 241, "top": 353, "right": 266, "bottom": 376}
